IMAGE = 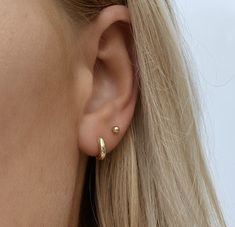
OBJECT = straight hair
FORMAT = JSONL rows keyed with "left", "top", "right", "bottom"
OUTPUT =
{"left": 60, "top": 0, "right": 226, "bottom": 226}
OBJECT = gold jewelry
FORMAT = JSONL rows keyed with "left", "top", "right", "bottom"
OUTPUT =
{"left": 96, "top": 137, "right": 107, "bottom": 160}
{"left": 112, "top": 126, "right": 120, "bottom": 134}
{"left": 96, "top": 126, "right": 120, "bottom": 161}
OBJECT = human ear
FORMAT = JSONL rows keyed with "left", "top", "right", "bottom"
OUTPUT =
{"left": 77, "top": 5, "right": 139, "bottom": 158}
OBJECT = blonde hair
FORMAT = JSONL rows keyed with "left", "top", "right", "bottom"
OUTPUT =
{"left": 61, "top": 0, "right": 226, "bottom": 226}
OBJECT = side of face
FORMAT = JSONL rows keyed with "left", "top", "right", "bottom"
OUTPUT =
{"left": 0, "top": 0, "right": 138, "bottom": 162}
{"left": 0, "top": 0, "right": 88, "bottom": 156}
{"left": 0, "top": 1, "right": 138, "bottom": 224}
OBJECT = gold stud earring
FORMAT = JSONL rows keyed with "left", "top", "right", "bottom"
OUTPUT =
{"left": 112, "top": 126, "right": 120, "bottom": 134}
{"left": 96, "top": 137, "right": 107, "bottom": 161}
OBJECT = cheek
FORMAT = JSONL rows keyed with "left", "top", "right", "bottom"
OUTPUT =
{"left": 0, "top": 1, "right": 76, "bottom": 147}
{"left": 0, "top": 1, "right": 68, "bottom": 95}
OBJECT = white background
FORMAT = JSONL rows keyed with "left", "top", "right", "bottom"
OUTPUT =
{"left": 176, "top": 0, "right": 235, "bottom": 226}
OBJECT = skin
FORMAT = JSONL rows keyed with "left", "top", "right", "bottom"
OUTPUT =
{"left": 0, "top": 0, "right": 138, "bottom": 226}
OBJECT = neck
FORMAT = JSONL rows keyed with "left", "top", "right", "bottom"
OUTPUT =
{"left": 0, "top": 136, "right": 88, "bottom": 227}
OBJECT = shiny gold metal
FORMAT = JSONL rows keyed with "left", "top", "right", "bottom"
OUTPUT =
{"left": 96, "top": 137, "right": 107, "bottom": 160}
{"left": 112, "top": 126, "right": 120, "bottom": 134}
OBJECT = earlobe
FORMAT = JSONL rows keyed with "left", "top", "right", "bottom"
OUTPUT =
{"left": 76, "top": 5, "right": 139, "bottom": 159}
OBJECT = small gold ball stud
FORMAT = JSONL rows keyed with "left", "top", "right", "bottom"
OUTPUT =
{"left": 112, "top": 126, "right": 120, "bottom": 134}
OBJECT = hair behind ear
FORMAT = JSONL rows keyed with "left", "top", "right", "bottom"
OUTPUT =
{"left": 63, "top": 0, "right": 226, "bottom": 226}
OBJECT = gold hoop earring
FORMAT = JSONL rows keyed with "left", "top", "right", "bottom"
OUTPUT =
{"left": 96, "top": 137, "right": 107, "bottom": 161}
